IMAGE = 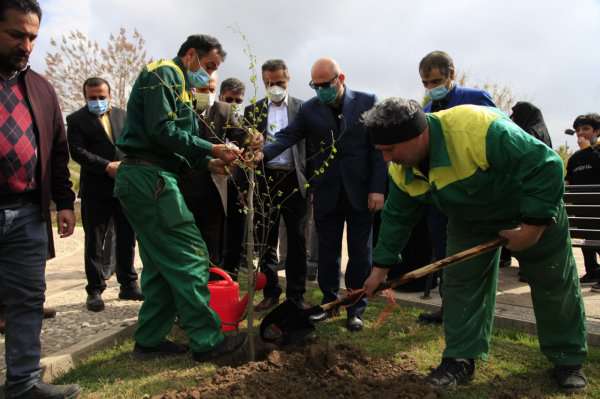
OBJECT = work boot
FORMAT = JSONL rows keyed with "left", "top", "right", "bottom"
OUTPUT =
{"left": 118, "top": 285, "right": 144, "bottom": 301}
{"left": 85, "top": 293, "right": 104, "bottom": 312}
{"left": 426, "top": 358, "right": 475, "bottom": 388}
{"left": 418, "top": 308, "right": 443, "bottom": 324}
{"left": 193, "top": 333, "right": 247, "bottom": 362}
{"left": 6, "top": 381, "right": 81, "bottom": 398}
{"left": 133, "top": 339, "right": 189, "bottom": 360}
{"left": 553, "top": 365, "right": 587, "bottom": 392}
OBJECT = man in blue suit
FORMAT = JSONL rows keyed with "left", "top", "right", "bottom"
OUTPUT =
{"left": 417, "top": 50, "right": 496, "bottom": 324}
{"left": 262, "top": 58, "right": 387, "bottom": 331}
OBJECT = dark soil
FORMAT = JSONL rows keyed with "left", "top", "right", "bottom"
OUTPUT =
{"left": 153, "top": 342, "right": 438, "bottom": 399}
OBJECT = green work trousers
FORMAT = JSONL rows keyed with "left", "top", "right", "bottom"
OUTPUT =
{"left": 114, "top": 163, "right": 223, "bottom": 352}
{"left": 442, "top": 204, "right": 587, "bottom": 365}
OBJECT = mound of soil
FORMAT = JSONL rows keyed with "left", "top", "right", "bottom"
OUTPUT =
{"left": 154, "top": 342, "right": 438, "bottom": 399}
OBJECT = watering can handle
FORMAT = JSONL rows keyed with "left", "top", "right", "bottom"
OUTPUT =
{"left": 209, "top": 267, "right": 234, "bottom": 284}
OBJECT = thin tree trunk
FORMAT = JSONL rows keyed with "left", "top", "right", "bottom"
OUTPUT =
{"left": 245, "top": 169, "right": 256, "bottom": 361}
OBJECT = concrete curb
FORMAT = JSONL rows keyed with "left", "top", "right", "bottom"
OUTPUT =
{"left": 40, "top": 322, "right": 136, "bottom": 383}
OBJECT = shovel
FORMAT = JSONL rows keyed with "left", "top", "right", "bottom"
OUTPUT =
{"left": 260, "top": 237, "right": 507, "bottom": 344}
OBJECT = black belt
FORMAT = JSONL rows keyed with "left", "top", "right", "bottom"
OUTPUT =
{"left": 0, "top": 191, "right": 39, "bottom": 210}
{"left": 122, "top": 157, "right": 157, "bottom": 167}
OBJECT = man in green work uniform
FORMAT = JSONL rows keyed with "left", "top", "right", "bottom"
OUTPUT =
{"left": 362, "top": 98, "right": 587, "bottom": 391}
{"left": 114, "top": 34, "right": 247, "bottom": 361}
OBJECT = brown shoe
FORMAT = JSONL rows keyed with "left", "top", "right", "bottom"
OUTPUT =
{"left": 255, "top": 296, "right": 280, "bottom": 312}
{"left": 43, "top": 307, "right": 57, "bottom": 319}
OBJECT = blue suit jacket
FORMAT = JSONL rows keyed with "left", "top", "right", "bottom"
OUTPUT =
{"left": 423, "top": 84, "right": 495, "bottom": 112}
{"left": 263, "top": 87, "right": 387, "bottom": 215}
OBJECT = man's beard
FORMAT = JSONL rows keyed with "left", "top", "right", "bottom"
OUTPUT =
{"left": 0, "top": 51, "right": 29, "bottom": 74}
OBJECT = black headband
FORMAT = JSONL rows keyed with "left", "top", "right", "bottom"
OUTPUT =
{"left": 368, "top": 108, "right": 427, "bottom": 145}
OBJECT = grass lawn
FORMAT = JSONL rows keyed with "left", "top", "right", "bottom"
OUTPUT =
{"left": 55, "top": 286, "right": 600, "bottom": 399}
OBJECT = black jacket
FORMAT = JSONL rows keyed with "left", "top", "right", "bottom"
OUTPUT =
{"left": 67, "top": 106, "right": 126, "bottom": 199}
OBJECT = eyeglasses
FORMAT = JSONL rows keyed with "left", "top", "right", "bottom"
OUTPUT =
{"left": 309, "top": 74, "right": 339, "bottom": 90}
{"left": 223, "top": 97, "right": 244, "bottom": 104}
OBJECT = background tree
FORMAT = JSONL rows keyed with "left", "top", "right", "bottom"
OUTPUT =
{"left": 456, "top": 72, "right": 515, "bottom": 114}
{"left": 45, "top": 28, "right": 151, "bottom": 114}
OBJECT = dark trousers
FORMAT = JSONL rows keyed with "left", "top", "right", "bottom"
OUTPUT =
{"left": 81, "top": 197, "right": 137, "bottom": 295}
{"left": 0, "top": 204, "right": 47, "bottom": 396}
{"left": 427, "top": 205, "right": 448, "bottom": 296}
{"left": 223, "top": 178, "right": 245, "bottom": 277}
{"left": 582, "top": 248, "right": 600, "bottom": 275}
{"left": 257, "top": 169, "right": 307, "bottom": 301}
{"left": 315, "top": 188, "right": 372, "bottom": 317}
{"left": 179, "top": 172, "right": 225, "bottom": 266}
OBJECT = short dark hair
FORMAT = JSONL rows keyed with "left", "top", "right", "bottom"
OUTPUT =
{"left": 573, "top": 113, "right": 600, "bottom": 130}
{"left": 83, "top": 77, "right": 111, "bottom": 96}
{"left": 177, "top": 34, "right": 226, "bottom": 60}
{"left": 419, "top": 51, "right": 455, "bottom": 78}
{"left": 0, "top": 0, "right": 42, "bottom": 22}
{"left": 261, "top": 59, "right": 289, "bottom": 78}
{"left": 220, "top": 77, "right": 245, "bottom": 95}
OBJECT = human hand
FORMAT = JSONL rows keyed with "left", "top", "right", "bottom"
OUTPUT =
{"left": 368, "top": 193, "right": 385, "bottom": 212}
{"left": 498, "top": 224, "right": 546, "bottom": 251}
{"left": 577, "top": 135, "right": 591, "bottom": 150}
{"left": 57, "top": 209, "right": 76, "bottom": 238}
{"left": 105, "top": 161, "right": 121, "bottom": 178}
{"left": 212, "top": 143, "right": 242, "bottom": 163}
{"left": 245, "top": 128, "right": 264, "bottom": 152}
{"left": 363, "top": 266, "right": 389, "bottom": 297}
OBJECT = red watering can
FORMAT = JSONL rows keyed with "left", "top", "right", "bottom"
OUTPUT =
{"left": 208, "top": 267, "right": 267, "bottom": 332}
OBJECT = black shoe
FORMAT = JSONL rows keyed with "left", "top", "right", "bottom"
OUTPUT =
{"left": 426, "top": 358, "right": 475, "bottom": 388}
{"left": 346, "top": 315, "right": 363, "bottom": 332}
{"left": 591, "top": 282, "right": 600, "bottom": 293}
{"left": 579, "top": 273, "right": 600, "bottom": 285}
{"left": 86, "top": 293, "right": 104, "bottom": 312}
{"left": 119, "top": 285, "right": 144, "bottom": 301}
{"left": 553, "top": 365, "right": 587, "bottom": 392}
{"left": 308, "top": 302, "right": 341, "bottom": 323}
{"left": 418, "top": 308, "right": 443, "bottom": 324}
{"left": 192, "top": 333, "right": 248, "bottom": 362}
{"left": 133, "top": 340, "right": 189, "bottom": 360}
{"left": 7, "top": 381, "right": 81, "bottom": 399}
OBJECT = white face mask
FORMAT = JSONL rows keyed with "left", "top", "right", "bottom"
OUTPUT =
{"left": 194, "top": 92, "right": 216, "bottom": 112}
{"left": 267, "top": 85, "right": 287, "bottom": 103}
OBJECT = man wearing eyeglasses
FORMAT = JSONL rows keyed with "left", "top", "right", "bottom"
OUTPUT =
{"left": 261, "top": 58, "right": 387, "bottom": 332}
{"left": 245, "top": 59, "right": 309, "bottom": 312}
{"left": 219, "top": 77, "right": 245, "bottom": 107}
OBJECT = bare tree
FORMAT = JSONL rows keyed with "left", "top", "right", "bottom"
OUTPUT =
{"left": 45, "top": 28, "right": 151, "bottom": 114}
{"left": 456, "top": 72, "right": 515, "bottom": 114}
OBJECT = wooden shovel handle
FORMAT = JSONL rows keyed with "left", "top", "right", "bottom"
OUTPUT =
{"left": 320, "top": 237, "right": 507, "bottom": 312}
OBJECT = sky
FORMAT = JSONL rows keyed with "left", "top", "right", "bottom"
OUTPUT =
{"left": 32, "top": 0, "right": 600, "bottom": 149}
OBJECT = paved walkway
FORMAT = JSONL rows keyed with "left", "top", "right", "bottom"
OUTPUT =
{"left": 1, "top": 226, "right": 600, "bottom": 383}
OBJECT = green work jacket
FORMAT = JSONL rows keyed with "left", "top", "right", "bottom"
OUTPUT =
{"left": 374, "top": 105, "right": 564, "bottom": 267}
{"left": 116, "top": 57, "right": 213, "bottom": 173}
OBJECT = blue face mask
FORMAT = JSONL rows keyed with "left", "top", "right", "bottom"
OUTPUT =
{"left": 428, "top": 85, "right": 450, "bottom": 101}
{"left": 87, "top": 99, "right": 109, "bottom": 115}
{"left": 315, "top": 86, "right": 338, "bottom": 104}
{"left": 187, "top": 66, "right": 210, "bottom": 89}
